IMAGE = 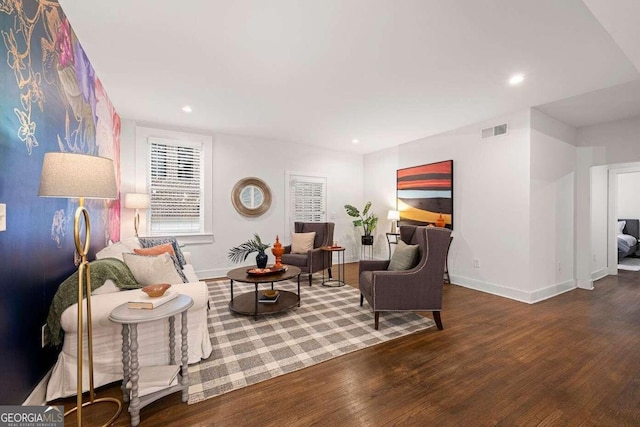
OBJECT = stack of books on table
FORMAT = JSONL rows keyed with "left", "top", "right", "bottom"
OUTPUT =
{"left": 127, "top": 289, "right": 178, "bottom": 309}
{"left": 126, "top": 365, "right": 181, "bottom": 397}
{"left": 258, "top": 293, "right": 280, "bottom": 304}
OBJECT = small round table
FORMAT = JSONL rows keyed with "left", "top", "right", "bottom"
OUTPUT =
{"left": 321, "top": 246, "right": 346, "bottom": 287}
{"left": 226, "top": 265, "right": 302, "bottom": 319}
{"left": 109, "top": 294, "right": 193, "bottom": 427}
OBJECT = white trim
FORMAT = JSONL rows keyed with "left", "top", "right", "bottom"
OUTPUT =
{"left": 134, "top": 126, "right": 213, "bottom": 238}
{"left": 451, "top": 275, "right": 577, "bottom": 304}
{"left": 591, "top": 267, "right": 608, "bottom": 282}
{"left": 284, "top": 171, "right": 327, "bottom": 242}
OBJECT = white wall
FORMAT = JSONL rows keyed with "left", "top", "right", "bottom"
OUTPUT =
{"left": 529, "top": 109, "right": 577, "bottom": 300}
{"left": 590, "top": 165, "right": 608, "bottom": 279}
{"left": 362, "top": 146, "right": 400, "bottom": 259}
{"left": 575, "top": 116, "right": 640, "bottom": 283}
{"left": 364, "top": 109, "right": 542, "bottom": 302}
{"left": 120, "top": 120, "right": 364, "bottom": 278}
{"left": 617, "top": 172, "right": 640, "bottom": 219}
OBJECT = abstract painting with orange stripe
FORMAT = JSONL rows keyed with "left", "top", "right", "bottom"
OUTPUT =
{"left": 397, "top": 160, "right": 453, "bottom": 229}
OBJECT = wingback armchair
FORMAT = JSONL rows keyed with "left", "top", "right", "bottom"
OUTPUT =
{"left": 359, "top": 225, "right": 452, "bottom": 330}
{"left": 282, "top": 222, "right": 335, "bottom": 286}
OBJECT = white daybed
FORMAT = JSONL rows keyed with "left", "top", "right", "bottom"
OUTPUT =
{"left": 45, "top": 238, "right": 212, "bottom": 402}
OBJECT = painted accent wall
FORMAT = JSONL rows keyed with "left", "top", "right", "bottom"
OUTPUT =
{"left": 0, "top": 0, "right": 120, "bottom": 403}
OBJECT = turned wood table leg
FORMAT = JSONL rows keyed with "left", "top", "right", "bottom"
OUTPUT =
{"left": 120, "top": 324, "right": 130, "bottom": 403}
{"left": 169, "top": 316, "right": 176, "bottom": 365}
{"left": 129, "top": 324, "right": 140, "bottom": 427}
{"left": 181, "top": 311, "right": 189, "bottom": 402}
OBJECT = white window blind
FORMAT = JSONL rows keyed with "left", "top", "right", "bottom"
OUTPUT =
{"left": 148, "top": 138, "right": 203, "bottom": 234}
{"left": 289, "top": 175, "right": 327, "bottom": 223}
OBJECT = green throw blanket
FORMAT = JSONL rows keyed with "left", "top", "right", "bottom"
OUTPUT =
{"left": 45, "top": 258, "right": 141, "bottom": 346}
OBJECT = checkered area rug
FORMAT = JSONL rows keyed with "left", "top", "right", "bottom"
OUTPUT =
{"left": 187, "top": 277, "right": 435, "bottom": 404}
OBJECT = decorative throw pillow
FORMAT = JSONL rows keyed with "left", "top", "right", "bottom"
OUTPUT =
{"left": 95, "top": 237, "right": 143, "bottom": 261}
{"left": 617, "top": 221, "right": 626, "bottom": 234}
{"left": 133, "top": 243, "right": 176, "bottom": 257}
{"left": 134, "top": 244, "right": 185, "bottom": 281}
{"left": 138, "top": 237, "right": 187, "bottom": 268}
{"left": 387, "top": 240, "right": 420, "bottom": 271}
{"left": 291, "top": 232, "right": 316, "bottom": 254}
{"left": 122, "top": 252, "right": 187, "bottom": 286}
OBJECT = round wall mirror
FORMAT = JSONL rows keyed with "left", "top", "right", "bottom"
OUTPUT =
{"left": 231, "top": 177, "right": 272, "bottom": 217}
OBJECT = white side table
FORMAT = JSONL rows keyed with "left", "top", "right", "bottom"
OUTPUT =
{"left": 109, "top": 294, "right": 193, "bottom": 426}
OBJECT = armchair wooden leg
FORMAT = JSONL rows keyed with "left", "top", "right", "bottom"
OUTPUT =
{"left": 360, "top": 294, "right": 364, "bottom": 306}
{"left": 374, "top": 312, "right": 379, "bottom": 330}
{"left": 308, "top": 273, "right": 313, "bottom": 286}
{"left": 433, "top": 311, "right": 443, "bottom": 330}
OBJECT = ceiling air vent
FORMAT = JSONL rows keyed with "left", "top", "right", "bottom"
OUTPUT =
{"left": 481, "top": 123, "right": 508, "bottom": 139}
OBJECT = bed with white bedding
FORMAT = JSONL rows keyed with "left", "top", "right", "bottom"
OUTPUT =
{"left": 617, "top": 219, "right": 639, "bottom": 260}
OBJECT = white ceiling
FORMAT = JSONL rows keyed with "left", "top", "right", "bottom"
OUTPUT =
{"left": 58, "top": 0, "right": 640, "bottom": 154}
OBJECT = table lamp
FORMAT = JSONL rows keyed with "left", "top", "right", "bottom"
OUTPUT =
{"left": 39, "top": 152, "right": 121, "bottom": 426}
{"left": 124, "top": 193, "right": 150, "bottom": 237}
{"left": 387, "top": 210, "right": 400, "bottom": 233}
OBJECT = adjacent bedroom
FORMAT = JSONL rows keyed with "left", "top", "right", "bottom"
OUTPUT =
{"left": 617, "top": 172, "right": 640, "bottom": 272}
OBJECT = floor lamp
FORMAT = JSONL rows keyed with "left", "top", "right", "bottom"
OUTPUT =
{"left": 124, "top": 193, "right": 149, "bottom": 237}
{"left": 39, "top": 152, "right": 122, "bottom": 426}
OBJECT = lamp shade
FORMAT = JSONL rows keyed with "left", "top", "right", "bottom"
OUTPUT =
{"left": 387, "top": 210, "right": 400, "bottom": 221}
{"left": 124, "top": 193, "right": 150, "bottom": 209}
{"left": 39, "top": 152, "right": 117, "bottom": 199}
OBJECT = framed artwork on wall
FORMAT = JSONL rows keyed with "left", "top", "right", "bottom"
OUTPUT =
{"left": 396, "top": 160, "right": 453, "bottom": 229}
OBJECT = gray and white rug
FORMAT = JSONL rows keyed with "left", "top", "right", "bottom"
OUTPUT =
{"left": 618, "top": 257, "right": 640, "bottom": 271}
{"left": 188, "top": 278, "right": 435, "bottom": 404}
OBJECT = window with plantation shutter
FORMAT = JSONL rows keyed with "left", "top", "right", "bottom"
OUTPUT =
{"left": 148, "top": 138, "right": 203, "bottom": 234}
{"left": 287, "top": 174, "right": 327, "bottom": 231}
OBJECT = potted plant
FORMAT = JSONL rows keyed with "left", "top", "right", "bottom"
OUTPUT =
{"left": 228, "top": 233, "right": 271, "bottom": 268}
{"left": 344, "top": 202, "right": 378, "bottom": 245}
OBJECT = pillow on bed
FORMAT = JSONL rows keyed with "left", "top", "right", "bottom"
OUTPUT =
{"left": 617, "top": 221, "right": 626, "bottom": 234}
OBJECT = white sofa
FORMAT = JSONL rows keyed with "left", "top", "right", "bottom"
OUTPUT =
{"left": 45, "top": 238, "right": 212, "bottom": 402}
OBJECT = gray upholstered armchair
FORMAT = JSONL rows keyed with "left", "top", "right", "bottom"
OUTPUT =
{"left": 281, "top": 222, "right": 335, "bottom": 286}
{"left": 359, "top": 225, "right": 452, "bottom": 330}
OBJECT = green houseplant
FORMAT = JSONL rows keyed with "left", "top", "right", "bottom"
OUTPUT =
{"left": 228, "top": 233, "right": 271, "bottom": 268}
{"left": 344, "top": 202, "right": 378, "bottom": 245}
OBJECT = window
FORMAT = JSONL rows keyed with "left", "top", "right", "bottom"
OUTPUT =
{"left": 148, "top": 137, "right": 204, "bottom": 234}
{"left": 287, "top": 174, "right": 327, "bottom": 228}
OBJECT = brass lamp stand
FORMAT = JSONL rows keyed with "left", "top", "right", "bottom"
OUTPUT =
{"left": 40, "top": 153, "right": 122, "bottom": 426}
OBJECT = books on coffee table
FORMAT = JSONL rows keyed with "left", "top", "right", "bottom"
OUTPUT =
{"left": 258, "top": 293, "right": 280, "bottom": 304}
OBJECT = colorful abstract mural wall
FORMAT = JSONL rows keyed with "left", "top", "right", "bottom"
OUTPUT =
{"left": 397, "top": 160, "right": 453, "bottom": 229}
{"left": 0, "top": 0, "right": 120, "bottom": 403}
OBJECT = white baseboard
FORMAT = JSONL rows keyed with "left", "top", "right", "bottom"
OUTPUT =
{"left": 450, "top": 275, "right": 577, "bottom": 304}
{"left": 591, "top": 267, "right": 608, "bottom": 282}
{"left": 23, "top": 369, "right": 51, "bottom": 406}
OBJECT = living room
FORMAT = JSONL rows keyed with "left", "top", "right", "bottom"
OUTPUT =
{"left": 1, "top": 0, "right": 640, "bottom": 423}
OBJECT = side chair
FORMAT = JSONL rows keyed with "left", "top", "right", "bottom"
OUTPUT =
{"left": 358, "top": 225, "right": 452, "bottom": 330}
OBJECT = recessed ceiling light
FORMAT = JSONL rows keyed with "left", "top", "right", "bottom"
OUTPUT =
{"left": 352, "top": 139, "right": 360, "bottom": 144}
{"left": 509, "top": 74, "right": 524, "bottom": 86}
{"left": 181, "top": 105, "right": 193, "bottom": 113}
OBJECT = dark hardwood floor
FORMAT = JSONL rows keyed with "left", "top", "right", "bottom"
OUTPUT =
{"left": 53, "top": 264, "right": 640, "bottom": 426}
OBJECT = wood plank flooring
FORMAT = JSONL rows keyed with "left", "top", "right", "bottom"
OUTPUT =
{"left": 52, "top": 263, "right": 640, "bottom": 426}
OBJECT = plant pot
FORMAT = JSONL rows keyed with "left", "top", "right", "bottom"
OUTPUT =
{"left": 255, "top": 251, "right": 268, "bottom": 268}
{"left": 361, "top": 235, "right": 374, "bottom": 246}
